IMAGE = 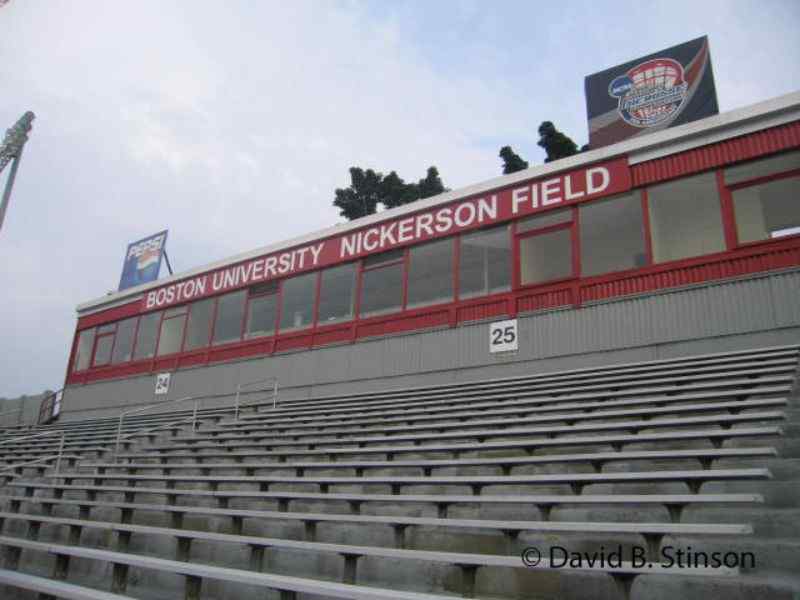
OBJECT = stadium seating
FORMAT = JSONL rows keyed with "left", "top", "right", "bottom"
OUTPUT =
{"left": 0, "top": 344, "right": 798, "bottom": 599}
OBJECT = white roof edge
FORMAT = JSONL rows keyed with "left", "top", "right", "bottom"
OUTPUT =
{"left": 78, "top": 91, "right": 800, "bottom": 316}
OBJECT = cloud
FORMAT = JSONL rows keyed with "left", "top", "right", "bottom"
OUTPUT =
{"left": 0, "top": 0, "right": 798, "bottom": 397}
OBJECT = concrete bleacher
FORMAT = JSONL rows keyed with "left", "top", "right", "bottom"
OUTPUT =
{"left": 0, "top": 345, "right": 797, "bottom": 599}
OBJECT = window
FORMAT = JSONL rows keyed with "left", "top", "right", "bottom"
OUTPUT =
{"left": 157, "top": 307, "right": 187, "bottom": 356}
{"left": 74, "top": 328, "right": 95, "bottom": 371}
{"left": 318, "top": 263, "right": 357, "bottom": 324}
{"left": 732, "top": 177, "right": 800, "bottom": 243}
{"left": 133, "top": 312, "right": 161, "bottom": 360}
{"left": 359, "top": 249, "right": 404, "bottom": 317}
{"left": 407, "top": 238, "right": 454, "bottom": 308}
{"left": 111, "top": 318, "right": 138, "bottom": 364}
{"left": 279, "top": 273, "right": 316, "bottom": 332}
{"left": 725, "top": 150, "right": 800, "bottom": 186}
{"left": 246, "top": 283, "right": 278, "bottom": 339}
{"left": 184, "top": 298, "right": 214, "bottom": 350}
{"left": 726, "top": 152, "right": 800, "bottom": 245}
{"left": 518, "top": 211, "right": 574, "bottom": 285}
{"left": 92, "top": 324, "right": 116, "bottom": 367}
{"left": 580, "top": 192, "right": 647, "bottom": 276}
{"left": 212, "top": 290, "right": 246, "bottom": 345}
{"left": 648, "top": 172, "right": 725, "bottom": 262}
{"left": 459, "top": 225, "right": 511, "bottom": 299}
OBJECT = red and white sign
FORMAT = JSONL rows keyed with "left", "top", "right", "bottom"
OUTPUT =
{"left": 143, "top": 158, "right": 630, "bottom": 310}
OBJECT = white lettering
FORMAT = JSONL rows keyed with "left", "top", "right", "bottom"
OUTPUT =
{"left": 564, "top": 174, "right": 585, "bottom": 201}
{"left": 434, "top": 207, "right": 453, "bottom": 233}
{"left": 477, "top": 196, "right": 497, "bottom": 222}
{"left": 309, "top": 243, "right": 323, "bottom": 265}
{"left": 542, "top": 178, "right": 562, "bottom": 206}
{"left": 454, "top": 202, "right": 476, "bottom": 227}
{"left": 512, "top": 187, "right": 528, "bottom": 214}
{"left": 398, "top": 218, "right": 414, "bottom": 243}
{"left": 379, "top": 222, "right": 397, "bottom": 247}
{"left": 363, "top": 228, "right": 380, "bottom": 252}
{"left": 264, "top": 257, "right": 278, "bottom": 277}
{"left": 416, "top": 213, "right": 434, "bottom": 237}
{"left": 586, "top": 167, "right": 610, "bottom": 195}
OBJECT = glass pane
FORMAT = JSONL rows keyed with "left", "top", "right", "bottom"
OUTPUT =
{"left": 517, "top": 208, "right": 572, "bottom": 233}
{"left": 318, "top": 263, "right": 357, "bottom": 324}
{"left": 74, "top": 328, "right": 95, "bottom": 371}
{"left": 725, "top": 150, "right": 800, "bottom": 186}
{"left": 97, "top": 324, "right": 116, "bottom": 335}
{"left": 212, "top": 290, "right": 246, "bottom": 345}
{"left": 157, "top": 315, "right": 186, "bottom": 356}
{"left": 184, "top": 299, "right": 214, "bottom": 351}
{"left": 648, "top": 172, "right": 725, "bottom": 263}
{"left": 407, "top": 238, "right": 454, "bottom": 308}
{"left": 363, "top": 248, "right": 404, "bottom": 268}
{"left": 246, "top": 294, "right": 278, "bottom": 338}
{"left": 580, "top": 193, "right": 647, "bottom": 276}
{"left": 133, "top": 312, "right": 161, "bottom": 360}
{"left": 93, "top": 335, "right": 114, "bottom": 366}
{"left": 111, "top": 318, "right": 138, "bottom": 364}
{"left": 733, "top": 176, "right": 800, "bottom": 243}
{"left": 459, "top": 225, "right": 511, "bottom": 299}
{"left": 360, "top": 262, "right": 403, "bottom": 317}
{"left": 279, "top": 272, "right": 316, "bottom": 332}
{"left": 520, "top": 229, "right": 573, "bottom": 285}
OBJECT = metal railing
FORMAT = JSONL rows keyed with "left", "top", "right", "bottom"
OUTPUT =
{"left": 113, "top": 395, "right": 200, "bottom": 462}
{"left": 0, "top": 428, "right": 62, "bottom": 446}
{"left": 0, "top": 431, "right": 67, "bottom": 476}
{"left": 234, "top": 376, "right": 278, "bottom": 420}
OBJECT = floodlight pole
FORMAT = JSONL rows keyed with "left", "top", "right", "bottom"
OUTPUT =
{"left": 0, "top": 111, "right": 35, "bottom": 235}
{"left": 0, "top": 145, "right": 25, "bottom": 234}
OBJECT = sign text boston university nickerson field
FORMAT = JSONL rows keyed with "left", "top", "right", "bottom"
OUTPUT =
{"left": 143, "top": 158, "right": 630, "bottom": 310}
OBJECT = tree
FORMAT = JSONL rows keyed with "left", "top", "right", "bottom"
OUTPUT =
{"left": 333, "top": 167, "right": 385, "bottom": 221}
{"left": 334, "top": 165, "right": 448, "bottom": 220}
{"left": 499, "top": 146, "right": 529, "bottom": 174}
{"left": 415, "top": 166, "right": 446, "bottom": 200}
{"left": 537, "top": 121, "right": 580, "bottom": 163}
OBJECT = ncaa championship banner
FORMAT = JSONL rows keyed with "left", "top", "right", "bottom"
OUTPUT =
{"left": 585, "top": 36, "right": 719, "bottom": 149}
{"left": 118, "top": 230, "right": 168, "bottom": 291}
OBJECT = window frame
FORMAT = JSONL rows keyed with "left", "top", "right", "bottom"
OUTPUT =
{"left": 513, "top": 207, "right": 579, "bottom": 290}
{"left": 90, "top": 324, "right": 117, "bottom": 368}
{"left": 405, "top": 237, "right": 456, "bottom": 310}
{"left": 356, "top": 249, "right": 408, "bottom": 319}
{"left": 243, "top": 283, "right": 281, "bottom": 340}
{"left": 722, "top": 164, "right": 800, "bottom": 250}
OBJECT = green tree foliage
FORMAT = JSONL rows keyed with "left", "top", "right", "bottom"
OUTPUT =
{"left": 537, "top": 121, "right": 580, "bottom": 163}
{"left": 334, "top": 166, "right": 448, "bottom": 220}
{"left": 499, "top": 146, "right": 529, "bottom": 174}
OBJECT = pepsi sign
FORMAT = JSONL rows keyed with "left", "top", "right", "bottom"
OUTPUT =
{"left": 118, "top": 230, "right": 168, "bottom": 291}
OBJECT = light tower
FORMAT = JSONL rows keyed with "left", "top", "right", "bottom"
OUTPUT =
{"left": 0, "top": 110, "right": 35, "bottom": 234}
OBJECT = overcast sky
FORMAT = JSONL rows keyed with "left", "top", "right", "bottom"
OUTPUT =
{"left": 1, "top": 0, "right": 798, "bottom": 398}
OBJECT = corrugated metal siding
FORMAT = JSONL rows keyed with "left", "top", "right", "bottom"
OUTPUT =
{"left": 631, "top": 120, "right": 800, "bottom": 186}
{"left": 63, "top": 269, "right": 800, "bottom": 417}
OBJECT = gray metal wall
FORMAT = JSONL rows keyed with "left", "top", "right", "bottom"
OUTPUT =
{"left": 60, "top": 269, "right": 800, "bottom": 421}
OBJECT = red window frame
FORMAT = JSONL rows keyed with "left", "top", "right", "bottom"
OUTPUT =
{"left": 244, "top": 282, "right": 280, "bottom": 340}
{"left": 514, "top": 207, "right": 579, "bottom": 290}
{"left": 720, "top": 165, "right": 800, "bottom": 250}
{"left": 90, "top": 324, "right": 116, "bottom": 368}
{"left": 356, "top": 249, "right": 407, "bottom": 319}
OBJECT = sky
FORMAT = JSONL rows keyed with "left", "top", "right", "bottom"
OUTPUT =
{"left": 0, "top": 0, "right": 798, "bottom": 398}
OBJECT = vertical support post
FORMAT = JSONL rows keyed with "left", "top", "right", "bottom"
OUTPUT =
{"left": 114, "top": 413, "right": 125, "bottom": 463}
{"left": 234, "top": 384, "right": 241, "bottom": 421}
{"left": 55, "top": 433, "right": 65, "bottom": 475}
{"left": 273, "top": 378, "right": 278, "bottom": 411}
{"left": 192, "top": 400, "right": 199, "bottom": 434}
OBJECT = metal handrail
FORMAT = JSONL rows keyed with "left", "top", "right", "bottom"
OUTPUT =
{"left": 0, "top": 428, "right": 62, "bottom": 446}
{"left": 0, "top": 432, "right": 67, "bottom": 476}
{"left": 113, "top": 395, "right": 200, "bottom": 462}
{"left": 234, "top": 376, "right": 278, "bottom": 420}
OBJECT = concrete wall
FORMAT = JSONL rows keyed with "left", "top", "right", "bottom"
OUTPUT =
{"left": 60, "top": 268, "right": 800, "bottom": 421}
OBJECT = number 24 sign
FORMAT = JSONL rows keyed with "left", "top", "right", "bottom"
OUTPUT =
{"left": 489, "top": 319, "right": 518, "bottom": 353}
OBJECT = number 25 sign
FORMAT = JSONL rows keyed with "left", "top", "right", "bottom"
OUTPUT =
{"left": 489, "top": 319, "right": 518, "bottom": 353}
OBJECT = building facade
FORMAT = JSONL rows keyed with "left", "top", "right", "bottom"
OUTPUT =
{"left": 58, "top": 92, "right": 800, "bottom": 421}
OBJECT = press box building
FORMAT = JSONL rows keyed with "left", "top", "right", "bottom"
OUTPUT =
{"left": 59, "top": 92, "right": 800, "bottom": 420}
